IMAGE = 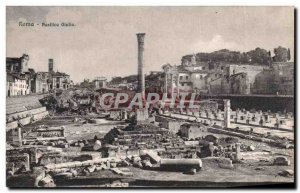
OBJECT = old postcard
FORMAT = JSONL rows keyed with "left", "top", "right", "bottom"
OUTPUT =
{"left": 6, "top": 6, "right": 295, "bottom": 188}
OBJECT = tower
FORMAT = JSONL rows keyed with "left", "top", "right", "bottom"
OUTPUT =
{"left": 48, "top": 59, "right": 54, "bottom": 73}
{"left": 20, "top": 54, "right": 29, "bottom": 72}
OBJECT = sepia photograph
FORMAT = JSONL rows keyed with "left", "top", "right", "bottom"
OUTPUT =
{"left": 5, "top": 6, "right": 295, "bottom": 188}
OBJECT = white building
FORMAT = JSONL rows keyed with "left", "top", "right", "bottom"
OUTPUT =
{"left": 7, "top": 73, "right": 29, "bottom": 96}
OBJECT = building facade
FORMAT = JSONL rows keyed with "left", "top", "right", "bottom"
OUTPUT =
{"left": 32, "top": 72, "right": 50, "bottom": 94}
{"left": 6, "top": 54, "right": 35, "bottom": 96}
{"left": 94, "top": 77, "right": 107, "bottom": 89}
{"left": 51, "top": 71, "right": 71, "bottom": 90}
{"left": 7, "top": 73, "right": 29, "bottom": 96}
{"left": 32, "top": 58, "right": 73, "bottom": 93}
{"left": 6, "top": 54, "right": 29, "bottom": 73}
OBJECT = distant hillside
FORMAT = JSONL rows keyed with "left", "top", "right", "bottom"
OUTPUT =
{"left": 182, "top": 46, "right": 291, "bottom": 65}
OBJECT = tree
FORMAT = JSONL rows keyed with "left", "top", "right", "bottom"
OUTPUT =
{"left": 240, "top": 52, "right": 251, "bottom": 63}
{"left": 247, "top": 47, "right": 270, "bottom": 64}
{"left": 273, "top": 46, "right": 289, "bottom": 62}
{"left": 110, "top": 76, "right": 123, "bottom": 84}
{"left": 287, "top": 48, "right": 291, "bottom": 61}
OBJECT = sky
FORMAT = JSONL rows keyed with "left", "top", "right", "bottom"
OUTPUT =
{"left": 6, "top": 6, "right": 294, "bottom": 83}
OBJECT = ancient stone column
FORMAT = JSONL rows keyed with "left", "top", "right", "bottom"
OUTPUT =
{"left": 224, "top": 99, "right": 231, "bottom": 128}
{"left": 137, "top": 33, "right": 146, "bottom": 99}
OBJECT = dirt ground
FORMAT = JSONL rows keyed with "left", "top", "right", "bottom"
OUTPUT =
{"left": 21, "top": 117, "right": 294, "bottom": 187}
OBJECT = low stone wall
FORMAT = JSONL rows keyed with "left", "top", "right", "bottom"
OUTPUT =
{"left": 33, "top": 111, "right": 49, "bottom": 120}
{"left": 6, "top": 121, "right": 18, "bottom": 131}
{"left": 7, "top": 107, "right": 47, "bottom": 122}
{"left": 19, "top": 117, "right": 31, "bottom": 126}
{"left": 6, "top": 107, "right": 49, "bottom": 131}
{"left": 207, "top": 127, "right": 275, "bottom": 144}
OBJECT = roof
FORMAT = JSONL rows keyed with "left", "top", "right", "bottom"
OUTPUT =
{"left": 28, "top": 68, "right": 35, "bottom": 74}
{"left": 162, "top": 63, "right": 172, "bottom": 70}
{"left": 230, "top": 72, "right": 246, "bottom": 78}
{"left": 36, "top": 71, "right": 49, "bottom": 75}
{"left": 7, "top": 72, "right": 26, "bottom": 81}
{"left": 191, "top": 69, "right": 209, "bottom": 73}
{"left": 6, "top": 57, "right": 20, "bottom": 63}
{"left": 184, "top": 61, "right": 209, "bottom": 67}
{"left": 52, "top": 71, "right": 69, "bottom": 76}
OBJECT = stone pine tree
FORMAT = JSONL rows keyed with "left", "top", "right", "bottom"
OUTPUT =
{"left": 274, "top": 46, "right": 288, "bottom": 62}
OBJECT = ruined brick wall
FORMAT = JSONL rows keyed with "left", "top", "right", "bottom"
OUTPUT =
{"left": 230, "top": 73, "right": 249, "bottom": 94}
{"left": 252, "top": 64, "right": 294, "bottom": 95}
{"left": 228, "top": 64, "right": 266, "bottom": 84}
{"left": 179, "top": 124, "right": 208, "bottom": 139}
{"left": 190, "top": 72, "right": 208, "bottom": 91}
{"left": 208, "top": 77, "right": 223, "bottom": 94}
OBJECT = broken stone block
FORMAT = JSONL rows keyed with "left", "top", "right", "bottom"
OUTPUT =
{"left": 278, "top": 170, "right": 294, "bottom": 177}
{"left": 133, "top": 161, "right": 143, "bottom": 168}
{"left": 131, "top": 156, "right": 141, "bottom": 163}
{"left": 110, "top": 162, "right": 117, "bottom": 168}
{"left": 40, "top": 174, "right": 56, "bottom": 187}
{"left": 185, "top": 168, "right": 197, "bottom": 175}
{"left": 79, "top": 142, "right": 85, "bottom": 147}
{"left": 248, "top": 145, "right": 255, "bottom": 151}
{"left": 96, "top": 164, "right": 107, "bottom": 171}
{"left": 93, "top": 140, "right": 102, "bottom": 151}
{"left": 273, "top": 156, "right": 290, "bottom": 166}
{"left": 70, "top": 169, "right": 78, "bottom": 177}
{"left": 87, "top": 165, "right": 96, "bottom": 173}
{"left": 110, "top": 168, "right": 123, "bottom": 175}
{"left": 142, "top": 160, "right": 152, "bottom": 168}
